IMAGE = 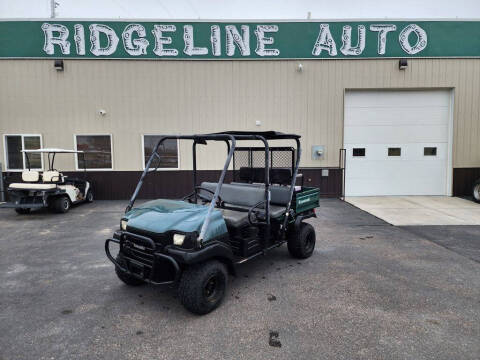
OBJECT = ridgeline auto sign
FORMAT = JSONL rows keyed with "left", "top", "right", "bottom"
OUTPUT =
{"left": 0, "top": 20, "right": 480, "bottom": 60}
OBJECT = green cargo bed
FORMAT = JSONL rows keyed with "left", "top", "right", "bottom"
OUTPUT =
{"left": 293, "top": 187, "right": 320, "bottom": 213}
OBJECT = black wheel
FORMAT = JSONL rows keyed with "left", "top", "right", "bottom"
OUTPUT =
{"left": 178, "top": 260, "right": 228, "bottom": 315}
{"left": 15, "top": 208, "right": 31, "bottom": 215}
{"left": 86, "top": 191, "right": 94, "bottom": 203}
{"left": 115, "top": 255, "right": 145, "bottom": 286}
{"left": 473, "top": 179, "right": 480, "bottom": 203}
{"left": 287, "top": 222, "right": 316, "bottom": 259}
{"left": 51, "top": 196, "right": 70, "bottom": 213}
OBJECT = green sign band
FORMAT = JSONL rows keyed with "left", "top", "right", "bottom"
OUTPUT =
{"left": 1, "top": 20, "right": 479, "bottom": 59}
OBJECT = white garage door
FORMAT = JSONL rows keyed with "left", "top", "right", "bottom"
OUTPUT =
{"left": 344, "top": 90, "right": 452, "bottom": 196}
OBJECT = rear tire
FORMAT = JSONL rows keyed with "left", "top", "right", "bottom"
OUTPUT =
{"left": 178, "top": 260, "right": 228, "bottom": 315}
{"left": 287, "top": 222, "right": 316, "bottom": 259}
{"left": 51, "top": 196, "right": 70, "bottom": 213}
{"left": 15, "top": 208, "right": 31, "bottom": 215}
{"left": 115, "top": 255, "right": 145, "bottom": 286}
{"left": 473, "top": 179, "right": 480, "bottom": 203}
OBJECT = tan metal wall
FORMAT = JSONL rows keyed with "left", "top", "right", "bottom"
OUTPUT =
{"left": 0, "top": 58, "right": 479, "bottom": 171}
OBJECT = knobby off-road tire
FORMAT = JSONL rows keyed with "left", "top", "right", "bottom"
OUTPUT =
{"left": 51, "top": 196, "right": 70, "bottom": 213}
{"left": 15, "top": 208, "right": 31, "bottom": 215}
{"left": 287, "top": 222, "right": 316, "bottom": 259}
{"left": 473, "top": 179, "right": 480, "bottom": 203}
{"left": 178, "top": 260, "right": 228, "bottom": 315}
{"left": 115, "top": 255, "right": 145, "bottom": 286}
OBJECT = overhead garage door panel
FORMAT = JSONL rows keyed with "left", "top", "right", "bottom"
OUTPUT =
{"left": 344, "top": 125, "right": 449, "bottom": 144}
{"left": 344, "top": 90, "right": 452, "bottom": 197}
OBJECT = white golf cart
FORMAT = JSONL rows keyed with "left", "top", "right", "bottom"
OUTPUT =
{"left": 0, "top": 148, "right": 93, "bottom": 214}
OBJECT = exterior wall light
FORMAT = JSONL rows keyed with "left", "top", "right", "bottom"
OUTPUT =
{"left": 399, "top": 58, "right": 408, "bottom": 70}
{"left": 297, "top": 63, "right": 303, "bottom": 72}
{"left": 54, "top": 59, "right": 64, "bottom": 71}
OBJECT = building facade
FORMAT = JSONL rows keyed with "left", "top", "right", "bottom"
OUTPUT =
{"left": 1, "top": 20, "right": 479, "bottom": 199}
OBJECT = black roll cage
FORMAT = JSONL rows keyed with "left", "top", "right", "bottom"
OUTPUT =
{"left": 126, "top": 132, "right": 302, "bottom": 245}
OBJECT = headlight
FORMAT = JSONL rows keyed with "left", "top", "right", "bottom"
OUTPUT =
{"left": 173, "top": 233, "right": 185, "bottom": 246}
{"left": 120, "top": 219, "right": 128, "bottom": 231}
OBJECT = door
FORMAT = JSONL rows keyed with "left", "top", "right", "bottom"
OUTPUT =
{"left": 344, "top": 89, "right": 452, "bottom": 196}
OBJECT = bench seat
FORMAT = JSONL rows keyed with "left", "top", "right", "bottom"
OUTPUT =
{"left": 9, "top": 183, "right": 57, "bottom": 190}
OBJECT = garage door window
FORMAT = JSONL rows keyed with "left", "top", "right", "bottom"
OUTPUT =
{"left": 388, "top": 147, "right": 401, "bottom": 156}
{"left": 75, "top": 135, "right": 113, "bottom": 170}
{"left": 3, "top": 134, "right": 43, "bottom": 171}
{"left": 143, "top": 136, "right": 179, "bottom": 169}
{"left": 352, "top": 148, "right": 365, "bottom": 157}
{"left": 424, "top": 147, "right": 437, "bottom": 156}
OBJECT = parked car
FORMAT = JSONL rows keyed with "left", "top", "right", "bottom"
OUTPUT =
{"left": 0, "top": 148, "right": 93, "bottom": 214}
{"left": 105, "top": 131, "right": 320, "bottom": 314}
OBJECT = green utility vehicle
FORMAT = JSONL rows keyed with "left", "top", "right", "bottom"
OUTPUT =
{"left": 105, "top": 131, "right": 320, "bottom": 314}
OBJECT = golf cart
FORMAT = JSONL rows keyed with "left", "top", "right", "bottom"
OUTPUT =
{"left": 105, "top": 131, "right": 319, "bottom": 314}
{"left": 0, "top": 148, "right": 93, "bottom": 214}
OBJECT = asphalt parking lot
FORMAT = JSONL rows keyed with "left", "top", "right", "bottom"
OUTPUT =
{"left": 1, "top": 199, "right": 479, "bottom": 360}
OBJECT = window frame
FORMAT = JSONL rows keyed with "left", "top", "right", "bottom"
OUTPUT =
{"left": 74, "top": 134, "right": 114, "bottom": 171}
{"left": 352, "top": 147, "right": 366, "bottom": 158}
{"left": 423, "top": 147, "right": 438, "bottom": 156}
{"left": 387, "top": 147, "right": 402, "bottom": 157}
{"left": 3, "top": 134, "right": 44, "bottom": 172}
{"left": 141, "top": 134, "right": 180, "bottom": 171}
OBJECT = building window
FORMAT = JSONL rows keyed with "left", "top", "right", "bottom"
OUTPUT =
{"left": 388, "top": 147, "right": 401, "bottom": 156}
{"left": 143, "top": 136, "right": 179, "bottom": 169}
{"left": 75, "top": 135, "right": 112, "bottom": 170}
{"left": 424, "top": 147, "right": 437, "bottom": 156}
{"left": 3, "top": 134, "right": 42, "bottom": 171}
{"left": 352, "top": 148, "right": 366, "bottom": 157}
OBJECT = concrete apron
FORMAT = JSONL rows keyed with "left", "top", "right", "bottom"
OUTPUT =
{"left": 345, "top": 196, "right": 480, "bottom": 226}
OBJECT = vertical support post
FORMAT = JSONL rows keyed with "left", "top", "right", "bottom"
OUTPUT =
{"left": 192, "top": 141, "right": 197, "bottom": 203}
{"left": 0, "top": 162, "right": 5, "bottom": 202}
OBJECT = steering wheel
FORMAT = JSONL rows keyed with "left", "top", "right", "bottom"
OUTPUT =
{"left": 183, "top": 186, "right": 223, "bottom": 206}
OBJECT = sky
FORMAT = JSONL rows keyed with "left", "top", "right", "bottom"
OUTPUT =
{"left": 0, "top": 0, "right": 479, "bottom": 19}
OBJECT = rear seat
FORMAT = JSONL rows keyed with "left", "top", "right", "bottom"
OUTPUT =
{"left": 200, "top": 182, "right": 291, "bottom": 228}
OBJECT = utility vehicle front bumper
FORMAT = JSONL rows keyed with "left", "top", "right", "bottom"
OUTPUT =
{"left": 105, "top": 231, "right": 181, "bottom": 285}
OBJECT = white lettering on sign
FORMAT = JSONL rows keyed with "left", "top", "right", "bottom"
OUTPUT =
{"left": 42, "top": 23, "right": 70, "bottom": 55}
{"left": 225, "top": 25, "right": 250, "bottom": 56}
{"left": 122, "top": 24, "right": 149, "bottom": 56}
{"left": 89, "top": 24, "right": 119, "bottom": 56}
{"left": 151, "top": 25, "right": 178, "bottom": 57}
{"left": 399, "top": 24, "right": 428, "bottom": 54}
{"left": 39, "top": 22, "right": 429, "bottom": 58}
{"left": 254, "top": 25, "right": 280, "bottom": 57}
{"left": 183, "top": 25, "right": 208, "bottom": 56}
{"left": 369, "top": 24, "right": 396, "bottom": 55}
{"left": 210, "top": 25, "right": 221, "bottom": 56}
{"left": 74, "top": 24, "right": 85, "bottom": 55}
{"left": 312, "top": 24, "right": 337, "bottom": 56}
{"left": 340, "top": 25, "right": 366, "bottom": 56}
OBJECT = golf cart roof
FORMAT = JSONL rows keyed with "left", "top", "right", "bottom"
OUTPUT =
{"left": 213, "top": 131, "right": 300, "bottom": 140}
{"left": 22, "top": 148, "right": 84, "bottom": 153}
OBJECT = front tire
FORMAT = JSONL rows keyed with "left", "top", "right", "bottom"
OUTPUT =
{"left": 51, "top": 196, "right": 70, "bottom": 213}
{"left": 473, "top": 179, "right": 480, "bottom": 203}
{"left": 178, "top": 260, "right": 228, "bottom": 315}
{"left": 115, "top": 255, "right": 145, "bottom": 286}
{"left": 287, "top": 222, "right": 316, "bottom": 259}
{"left": 15, "top": 208, "right": 31, "bottom": 215}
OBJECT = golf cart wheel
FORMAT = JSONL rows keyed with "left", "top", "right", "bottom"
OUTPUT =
{"left": 52, "top": 196, "right": 71, "bottom": 213}
{"left": 287, "top": 222, "right": 316, "bottom": 259}
{"left": 86, "top": 191, "right": 94, "bottom": 203}
{"left": 15, "top": 208, "right": 31, "bottom": 215}
{"left": 473, "top": 179, "right": 480, "bottom": 203}
{"left": 178, "top": 260, "right": 228, "bottom": 315}
{"left": 115, "top": 255, "right": 145, "bottom": 286}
